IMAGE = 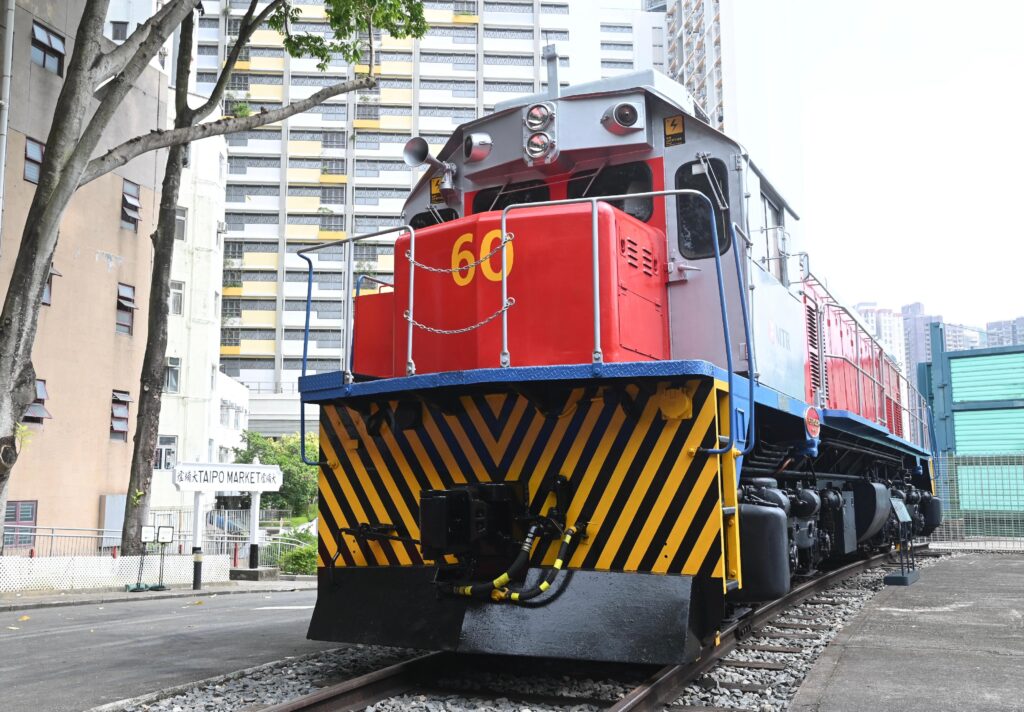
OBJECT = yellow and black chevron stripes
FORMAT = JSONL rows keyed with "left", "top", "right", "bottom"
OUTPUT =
{"left": 317, "top": 378, "right": 726, "bottom": 579}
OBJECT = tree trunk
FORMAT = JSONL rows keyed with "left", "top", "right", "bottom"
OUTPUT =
{"left": 120, "top": 12, "right": 195, "bottom": 556}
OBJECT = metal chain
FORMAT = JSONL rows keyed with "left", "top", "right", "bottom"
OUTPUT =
{"left": 405, "top": 233, "right": 514, "bottom": 274}
{"left": 404, "top": 298, "right": 515, "bottom": 335}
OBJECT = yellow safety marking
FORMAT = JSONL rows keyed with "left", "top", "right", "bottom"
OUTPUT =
{"left": 713, "top": 554, "right": 724, "bottom": 578}
{"left": 566, "top": 407, "right": 628, "bottom": 566}
{"left": 323, "top": 407, "right": 400, "bottom": 565}
{"left": 622, "top": 395, "right": 717, "bottom": 570}
{"left": 379, "top": 426, "right": 440, "bottom": 504}
{"left": 344, "top": 406, "right": 422, "bottom": 549}
{"left": 404, "top": 430, "right": 452, "bottom": 488}
{"left": 652, "top": 457, "right": 719, "bottom": 573}
{"left": 505, "top": 405, "right": 547, "bottom": 481}
{"left": 421, "top": 408, "right": 469, "bottom": 483}
{"left": 320, "top": 430, "right": 372, "bottom": 565}
{"left": 463, "top": 395, "right": 528, "bottom": 463}
{"left": 524, "top": 393, "right": 581, "bottom": 504}
{"left": 682, "top": 507, "right": 723, "bottom": 575}
{"left": 539, "top": 581, "right": 550, "bottom": 592}
{"left": 510, "top": 592, "right": 520, "bottom": 601}
{"left": 493, "top": 573, "right": 511, "bottom": 588}
{"left": 581, "top": 397, "right": 661, "bottom": 569}
{"left": 554, "top": 558, "right": 563, "bottom": 569}
{"left": 442, "top": 410, "right": 491, "bottom": 482}
{"left": 484, "top": 393, "right": 504, "bottom": 419}
{"left": 596, "top": 412, "right": 684, "bottom": 570}
{"left": 316, "top": 503, "right": 334, "bottom": 566}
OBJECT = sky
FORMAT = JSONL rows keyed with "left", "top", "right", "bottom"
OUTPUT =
{"left": 727, "top": 1, "right": 1024, "bottom": 327}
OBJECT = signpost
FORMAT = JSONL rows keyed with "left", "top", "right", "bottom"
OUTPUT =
{"left": 150, "top": 526, "right": 174, "bottom": 591}
{"left": 128, "top": 526, "right": 156, "bottom": 592}
{"left": 172, "top": 462, "right": 283, "bottom": 589}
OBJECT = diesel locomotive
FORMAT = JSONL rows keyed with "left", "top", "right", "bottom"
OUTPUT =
{"left": 298, "top": 68, "right": 942, "bottom": 664}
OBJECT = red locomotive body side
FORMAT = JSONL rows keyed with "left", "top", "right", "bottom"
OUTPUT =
{"left": 351, "top": 203, "right": 669, "bottom": 377}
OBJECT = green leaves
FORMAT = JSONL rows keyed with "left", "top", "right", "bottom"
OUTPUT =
{"left": 266, "top": 0, "right": 428, "bottom": 71}
{"left": 234, "top": 431, "right": 318, "bottom": 517}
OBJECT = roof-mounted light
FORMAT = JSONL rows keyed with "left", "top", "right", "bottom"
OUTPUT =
{"left": 525, "top": 132, "right": 554, "bottom": 159}
{"left": 524, "top": 102, "right": 555, "bottom": 131}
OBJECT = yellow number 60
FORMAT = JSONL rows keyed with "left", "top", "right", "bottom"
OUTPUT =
{"left": 450, "top": 229, "right": 515, "bottom": 286}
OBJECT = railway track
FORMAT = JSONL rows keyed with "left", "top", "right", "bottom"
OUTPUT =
{"left": 262, "top": 547, "right": 930, "bottom": 712}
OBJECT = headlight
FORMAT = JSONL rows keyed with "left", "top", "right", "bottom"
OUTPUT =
{"left": 463, "top": 132, "right": 493, "bottom": 162}
{"left": 524, "top": 102, "right": 554, "bottom": 130}
{"left": 525, "top": 132, "right": 553, "bottom": 159}
{"left": 613, "top": 103, "right": 639, "bottom": 127}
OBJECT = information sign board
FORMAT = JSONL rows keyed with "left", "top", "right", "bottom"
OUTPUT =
{"left": 140, "top": 525, "right": 155, "bottom": 543}
{"left": 172, "top": 463, "right": 283, "bottom": 492}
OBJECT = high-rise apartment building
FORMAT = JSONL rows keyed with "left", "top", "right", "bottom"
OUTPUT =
{"left": 987, "top": 317, "right": 1024, "bottom": 347}
{"left": 902, "top": 303, "right": 986, "bottom": 389}
{"left": 665, "top": 0, "right": 722, "bottom": 128}
{"left": 1, "top": 1, "right": 167, "bottom": 531}
{"left": 855, "top": 303, "right": 906, "bottom": 371}
{"left": 200, "top": 0, "right": 666, "bottom": 433}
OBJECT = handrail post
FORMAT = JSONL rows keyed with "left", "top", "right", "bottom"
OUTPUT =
{"left": 500, "top": 211, "right": 510, "bottom": 367}
{"left": 591, "top": 198, "right": 602, "bottom": 364}
{"left": 406, "top": 226, "right": 416, "bottom": 375}
{"left": 344, "top": 239, "right": 355, "bottom": 384}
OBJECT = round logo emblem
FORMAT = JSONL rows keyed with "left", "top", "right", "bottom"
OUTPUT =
{"left": 805, "top": 407, "right": 822, "bottom": 439}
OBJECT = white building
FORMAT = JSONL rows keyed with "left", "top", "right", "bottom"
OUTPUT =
{"left": 149, "top": 123, "right": 250, "bottom": 511}
{"left": 202, "top": 0, "right": 667, "bottom": 435}
{"left": 856, "top": 302, "right": 907, "bottom": 371}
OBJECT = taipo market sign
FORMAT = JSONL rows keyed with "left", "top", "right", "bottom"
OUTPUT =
{"left": 172, "top": 463, "right": 283, "bottom": 492}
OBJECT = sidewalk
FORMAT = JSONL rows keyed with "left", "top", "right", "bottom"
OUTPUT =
{"left": 0, "top": 575, "right": 317, "bottom": 612}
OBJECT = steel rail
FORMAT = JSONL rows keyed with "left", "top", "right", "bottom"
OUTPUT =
{"left": 264, "top": 547, "right": 930, "bottom": 712}
{"left": 608, "top": 546, "right": 929, "bottom": 711}
{"left": 259, "top": 651, "right": 452, "bottom": 712}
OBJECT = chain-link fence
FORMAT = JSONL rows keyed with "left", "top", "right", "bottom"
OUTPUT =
{"left": 924, "top": 453, "right": 1024, "bottom": 551}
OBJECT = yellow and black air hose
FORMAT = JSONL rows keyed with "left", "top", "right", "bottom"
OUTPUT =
{"left": 447, "top": 524, "right": 581, "bottom": 605}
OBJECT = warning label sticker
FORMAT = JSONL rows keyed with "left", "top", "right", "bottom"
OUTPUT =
{"left": 430, "top": 176, "right": 444, "bottom": 204}
{"left": 664, "top": 115, "right": 685, "bottom": 147}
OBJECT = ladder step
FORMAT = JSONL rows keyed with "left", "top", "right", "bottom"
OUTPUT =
{"left": 725, "top": 578, "right": 740, "bottom": 592}
{"left": 721, "top": 506, "right": 737, "bottom": 516}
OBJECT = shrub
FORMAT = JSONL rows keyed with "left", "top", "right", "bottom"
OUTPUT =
{"left": 280, "top": 543, "right": 317, "bottom": 575}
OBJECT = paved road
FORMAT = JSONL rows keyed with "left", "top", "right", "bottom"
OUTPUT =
{"left": 0, "top": 589, "right": 335, "bottom": 712}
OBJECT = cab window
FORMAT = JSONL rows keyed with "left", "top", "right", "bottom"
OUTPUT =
{"left": 674, "top": 158, "right": 730, "bottom": 259}
{"left": 410, "top": 207, "right": 458, "bottom": 229}
{"left": 471, "top": 180, "right": 550, "bottom": 214}
{"left": 567, "top": 161, "right": 654, "bottom": 222}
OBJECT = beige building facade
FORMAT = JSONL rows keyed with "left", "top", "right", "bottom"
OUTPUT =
{"left": 0, "top": 1, "right": 167, "bottom": 532}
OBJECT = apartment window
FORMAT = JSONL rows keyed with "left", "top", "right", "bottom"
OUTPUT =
{"left": 21, "top": 380, "right": 51, "bottom": 425}
{"left": 601, "top": 23, "right": 632, "bottom": 33}
{"left": 222, "top": 329, "right": 241, "bottom": 346}
{"left": 601, "top": 60, "right": 634, "bottom": 70}
{"left": 227, "top": 18, "right": 242, "bottom": 36}
{"left": 323, "top": 160, "right": 345, "bottom": 175}
{"left": 218, "top": 446, "right": 231, "bottom": 463}
{"left": 42, "top": 263, "right": 61, "bottom": 306}
{"left": 210, "top": 366, "right": 217, "bottom": 389}
{"left": 222, "top": 299, "right": 242, "bottom": 318}
{"left": 220, "top": 403, "right": 231, "bottom": 426}
{"left": 174, "top": 207, "right": 187, "bottom": 240}
{"left": 121, "top": 179, "right": 141, "bottom": 231}
{"left": 4, "top": 501, "right": 36, "bottom": 546}
{"left": 31, "top": 22, "right": 65, "bottom": 75}
{"left": 110, "top": 390, "right": 132, "bottom": 441}
{"left": 154, "top": 435, "right": 177, "bottom": 471}
{"left": 115, "top": 283, "right": 137, "bottom": 334}
{"left": 111, "top": 21, "right": 128, "bottom": 41}
{"left": 24, "top": 138, "right": 44, "bottom": 183}
{"left": 322, "top": 187, "right": 345, "bottom": 204}
{"left": 224, "top": 242, "right": 243, "bottom": 260}
{"left": 169, "top": 280, "right": 184, "bottom": 315}
{"left": 320, "top": 215, "right": 345, "bottom": 231}
{"left": 323, "top": 132, "right": 346, "bottom": 149}
{"left": 227, "top": 73, "right": 249, "bottom": 91}
{"left": 164, "top": 357, "right": 181, "bottom": 394}
{"left": 223, "top": 270, "right": 242, "bottom": 288}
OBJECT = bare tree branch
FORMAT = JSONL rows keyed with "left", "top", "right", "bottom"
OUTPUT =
{"left": 190, "top": 0, "right": 286, "bottom": 121}
{"left": 80, "top": 75, "right": 376, "bottom": 185}
{"left": 93, "top": 0, "right": 189, "bottom": 81}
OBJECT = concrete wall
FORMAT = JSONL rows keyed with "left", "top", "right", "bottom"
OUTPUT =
{"left": 0, "top": 0, "right": 168, "bottom": 529}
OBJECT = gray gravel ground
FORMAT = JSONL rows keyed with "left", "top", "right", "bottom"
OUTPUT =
{"left": 99, "top": 554, "right": 953, "bottom": 712}
{"left": 110, "top": 646, "right": 415, "bottom": 712}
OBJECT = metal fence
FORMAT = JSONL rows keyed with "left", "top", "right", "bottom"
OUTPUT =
{"left": 923, "top": 453, "right": 1024, "bottom": 551}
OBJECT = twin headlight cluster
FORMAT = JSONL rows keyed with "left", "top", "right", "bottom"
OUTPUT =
{"left": 454, "top": 100, "right": 647, "bottom": 167}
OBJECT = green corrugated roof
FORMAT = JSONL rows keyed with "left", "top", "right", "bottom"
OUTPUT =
{"left": 953, "top": 409, "right": 1024, "bottom": 454}
{"left": 950, "top": 352, "right": 1024, "bottom": 402}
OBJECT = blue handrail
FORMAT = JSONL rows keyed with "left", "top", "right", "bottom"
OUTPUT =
{"left": 296, "top": 249, "right": 323, "bottom": 466}
{"left": 731, "top": 222, "right": 757, "bottom": 456}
